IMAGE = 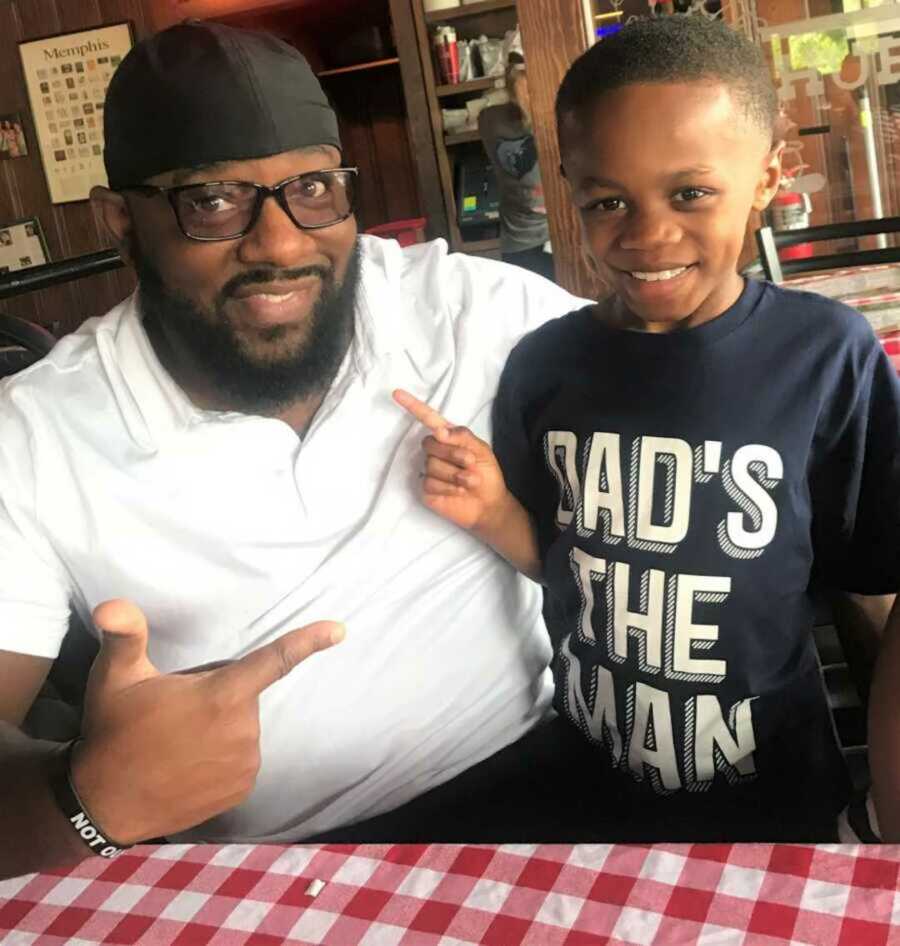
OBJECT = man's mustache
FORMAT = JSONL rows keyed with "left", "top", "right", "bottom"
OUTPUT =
{"left": 220, "top": 266, "right": 332, "bottom": 300}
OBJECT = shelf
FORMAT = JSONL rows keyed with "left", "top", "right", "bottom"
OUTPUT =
{"left": 436, "top": 76, "right": 502, "bottom": 97}
{"left": 459, "top": 237, "right": 501, "bottom": 253}
{"left": 317, "top": 58, "right": 400, "bottom": 78}
{"left": 425, "top": 0, "right": 516, "bottom": 23}
{"left": 444, "top": 130, "right": 481, "bottom": 146}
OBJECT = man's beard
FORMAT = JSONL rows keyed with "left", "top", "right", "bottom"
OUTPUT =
{"left": 134, "top": 238, "right": 360, "bottom": 414}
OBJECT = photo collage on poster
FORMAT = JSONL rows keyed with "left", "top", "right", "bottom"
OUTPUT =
{"left": 19, "top": 24, "right": 132, "bottom": 204}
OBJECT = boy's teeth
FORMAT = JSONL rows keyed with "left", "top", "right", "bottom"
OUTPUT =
{"left": 630, "top": 267, "right": 688, "bottom": 282}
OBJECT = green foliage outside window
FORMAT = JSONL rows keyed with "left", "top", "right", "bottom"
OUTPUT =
{"left": 788, "top": 29, "right": 850, "bottom": 76}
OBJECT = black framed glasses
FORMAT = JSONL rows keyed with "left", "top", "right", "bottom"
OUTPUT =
{"left": 123, "top": 167, "right": 359, "bottom": 242}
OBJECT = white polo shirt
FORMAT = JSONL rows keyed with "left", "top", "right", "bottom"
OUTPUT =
{"left": 0, "top": 235, "right": 585, "bottom": 841}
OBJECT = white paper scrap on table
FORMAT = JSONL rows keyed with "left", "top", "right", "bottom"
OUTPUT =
{"left": 305, "top": 878, "right": 326, "bottom": 898}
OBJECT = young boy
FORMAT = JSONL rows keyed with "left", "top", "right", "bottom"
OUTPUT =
{"left": 395, "top": 15, "right": 900, "bottom": 841}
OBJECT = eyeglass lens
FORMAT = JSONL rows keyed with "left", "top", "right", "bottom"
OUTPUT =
{"left": 172, "top": 170, "right": 355, "bottom": 239}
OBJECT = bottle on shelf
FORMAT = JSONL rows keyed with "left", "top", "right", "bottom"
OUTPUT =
{"left": 433, "top": 25, "right": 461, "bottom": 85}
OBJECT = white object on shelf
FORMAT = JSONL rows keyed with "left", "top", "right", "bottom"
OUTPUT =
{"left": 459, "top": 40, "right": 474, "bottom": 81}
{"left": 474, "top": 35, "right": 505, "bottom": 77}
{"left": 424, "top": 0, "right": 461, "bottom": 11}
{"left": 442, "top": 107, "right": 470, "bottom": 133}
{"left": 503, "top": 26, "right": 523, "bottom": 61}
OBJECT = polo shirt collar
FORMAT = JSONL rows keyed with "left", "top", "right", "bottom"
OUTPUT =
{"left": 99, "top": 291, "right": 197, "bottom": 452}
{"left": 352, "top": 237, "right": 433, "bottom": 375}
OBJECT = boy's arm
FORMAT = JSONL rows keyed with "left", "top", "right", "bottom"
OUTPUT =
{"left": 472, "top": 490, "right": 542, "bottom": 583}
{"left": 831, "top": 592, "right": 895, "bottom": 646}
{"left": 393, "top": 390, "right": 542, "bottom": 582}
{"left": 868, "top": 596, "right": 900, "bottom": 840}
{"left": 828, "top": 592, "right": 895, "bottom": 702}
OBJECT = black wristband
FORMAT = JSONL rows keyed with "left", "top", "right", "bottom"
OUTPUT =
{"left": 50, "top": 739, "right": 132, "bottom": 859}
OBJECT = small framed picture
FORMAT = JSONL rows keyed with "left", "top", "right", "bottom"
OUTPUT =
{"left": 0, "top": 217, "right": 49, "bottom": 273}
{"left": 0, "top": 113, "right": 28, "bottom": 159}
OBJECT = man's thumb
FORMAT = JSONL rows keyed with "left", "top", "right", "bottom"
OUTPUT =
{"left": 92, "top": 598, "right": 155, "bottom": 674}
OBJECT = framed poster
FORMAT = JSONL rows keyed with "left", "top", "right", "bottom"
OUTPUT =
{"left": 0, "top": 217, "right": 50, "bottom": 275}
{"left": 19, "top": 22, "right": 134, "bottom": 204}
{"left": 0, "top": 113, "right": 29, "bottom": 159}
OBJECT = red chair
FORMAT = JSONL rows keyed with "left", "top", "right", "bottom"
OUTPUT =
{"left": 364, "top": 218, "right": 427, "bottom": 248}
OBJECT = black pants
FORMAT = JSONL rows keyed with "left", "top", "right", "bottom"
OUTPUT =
{"left": 502, "top": 247, "right": 555, "bottom": 283}
{"left": 307, "top": 717, "right": 840, "bottom": 844}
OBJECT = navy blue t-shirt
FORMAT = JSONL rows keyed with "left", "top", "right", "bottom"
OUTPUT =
{"left": 493, "top": 279, "right": 900, "bottom": 831}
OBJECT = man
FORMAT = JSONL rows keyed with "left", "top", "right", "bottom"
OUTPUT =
{"left": 0, "top": 22, "right": 586, "bottom": 879}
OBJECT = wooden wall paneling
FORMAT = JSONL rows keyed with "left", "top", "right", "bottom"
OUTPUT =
{"left": 101, "top": 0, "right": 152, "bottom": 29}
{"left": 517, "top": 0, "right": 600, "bottom": 299}
{"left": 215, "top": 8, "right": 326, "bottom": 71}
{"left": 0, "top": 0, "right": 152, "bottom": 333}
{"left": 13, "top": 0, "right": 69, "bottom": 265}
{"left": 327, "top": 78, "right": 386, "bottom": 231}
{"left": 9, "top": 0, "right": 76, "bottom": 332}
{"left": 389, "top": 0, "right": 447, "bottom": 238}
{"left": 368, "top": 70, "right": 421, "bottom": 224}
{"left": 0, "top": 3, "right": 28, "bottom": 325}
{"left": 150, "top": 0, "right": 305, "bottom": 29}
{"left": 0, "top": 3, "right": 23, "bottom": 226}
{"left": 53, "top": 0, "right": 107, "bottom": 325}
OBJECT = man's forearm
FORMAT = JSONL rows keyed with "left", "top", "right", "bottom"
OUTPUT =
{"left": 474, "top": 492, "right": 542, "bottom": 582}
{"left": 868, "top": 596, "right": 900, "bottom": 840}
{"left": 0, "top": 722, "right": 91, "bottom": 880}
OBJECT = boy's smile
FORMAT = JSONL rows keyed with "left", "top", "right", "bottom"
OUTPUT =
{"left": 561, "top": 81, "right": 782, "bottom": 333}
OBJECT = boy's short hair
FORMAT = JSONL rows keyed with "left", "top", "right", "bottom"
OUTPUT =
{"left": 556, "top": 15, "right": 778, "bottom": 141}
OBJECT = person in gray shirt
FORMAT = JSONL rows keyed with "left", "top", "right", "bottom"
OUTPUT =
{"left": 478, "top": 56, "right": 554, "bottom": 281}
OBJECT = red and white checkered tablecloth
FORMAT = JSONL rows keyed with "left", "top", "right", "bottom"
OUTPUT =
{"left": 1, "top": 842, "right": 898, "bottom": 946}
{"left": 880, "top": 328, "right": 900, "bottom": 372}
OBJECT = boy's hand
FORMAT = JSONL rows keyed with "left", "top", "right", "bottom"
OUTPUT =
{"left": 392, "top": 389, "right": 508, "bottom": 532}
